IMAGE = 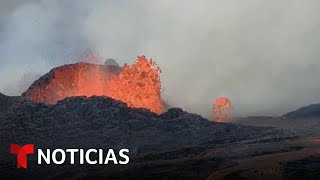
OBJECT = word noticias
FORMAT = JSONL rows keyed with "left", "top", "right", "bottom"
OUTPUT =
{"left": 10, "top": 144, "right": 130, "bottom": 169}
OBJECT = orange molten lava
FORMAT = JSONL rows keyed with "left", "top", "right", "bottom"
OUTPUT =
{"left": 106, "top": 56, "right": 163, "bottom": 113}
{"left": 23, "top": 55, "right": 164, "bottom": 114}
{"left": 212, "top": 97, "right": 234, "bottom": 122}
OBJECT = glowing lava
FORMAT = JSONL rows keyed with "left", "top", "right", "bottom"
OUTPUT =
{"left": 23, "top": 55, "right": 164, "bottom": 114}
{"left": 106, "top": 56, "right": 163, "bottom": 113}
{"left": 212, "top": 97, "right": 234, "bottom": 122}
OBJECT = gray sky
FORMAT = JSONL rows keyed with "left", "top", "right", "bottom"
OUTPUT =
{"left": 1, "top": 0, "right": 320, "bottom": 117}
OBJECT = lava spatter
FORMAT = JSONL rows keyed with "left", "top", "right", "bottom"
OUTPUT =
{"left": 23, "top": 55, "right": 164, "bottom": 114}
{"left": 212, "top": 97, "right": 234, "bottom": 122}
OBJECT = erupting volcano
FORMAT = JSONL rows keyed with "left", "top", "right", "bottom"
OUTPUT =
{"left": 22, "top": 55, "right": 164, "bottom": 114}
{"left": 212, "top": 97, "right": 234, "bottom": 122}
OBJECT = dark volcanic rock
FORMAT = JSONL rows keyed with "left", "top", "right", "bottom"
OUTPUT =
{"left": 0, "top": 93, "right": 25, "bottom": 114}
{"left": 104, "top": 58, "right": 120, "bottom": 68}
{"left": 0, "top": 94, "right": 288, "bottom": 179}
{"left": 0, "top": 95, "right": 278, "bottom": 153}
{"left": 284, "top": 104, "right": 320, "bottom": 119}
{"left": 284, "top": 154, "right": 320, "bottom": 179}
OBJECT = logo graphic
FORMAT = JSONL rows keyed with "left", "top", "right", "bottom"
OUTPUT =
{"left": 10, "top": 144, "right": 34, "bottom": 169}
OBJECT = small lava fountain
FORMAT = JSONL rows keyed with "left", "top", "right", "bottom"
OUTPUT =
{"left": 212, "top": 97, "right": 234, "bottom": 122}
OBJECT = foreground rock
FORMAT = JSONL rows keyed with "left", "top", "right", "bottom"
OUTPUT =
{"left": 284, "top": 154, "right": 320, "bottom": 179}
{"left": 0, "top": 94, "right": 281, "bottom": 152}
{"left": 0, "top": 94, "right": 292, "bottom": 179}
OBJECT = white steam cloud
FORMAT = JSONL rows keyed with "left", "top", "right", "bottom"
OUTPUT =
{"left": 1, "top": 0, "right": 320, "bottom": 117}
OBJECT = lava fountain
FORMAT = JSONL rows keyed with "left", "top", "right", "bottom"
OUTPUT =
{"left": 212, "top": 97, "right": 234, "bottom": 122}
{"left": 22, "top": 55, "right": 164, "bottom": 114}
